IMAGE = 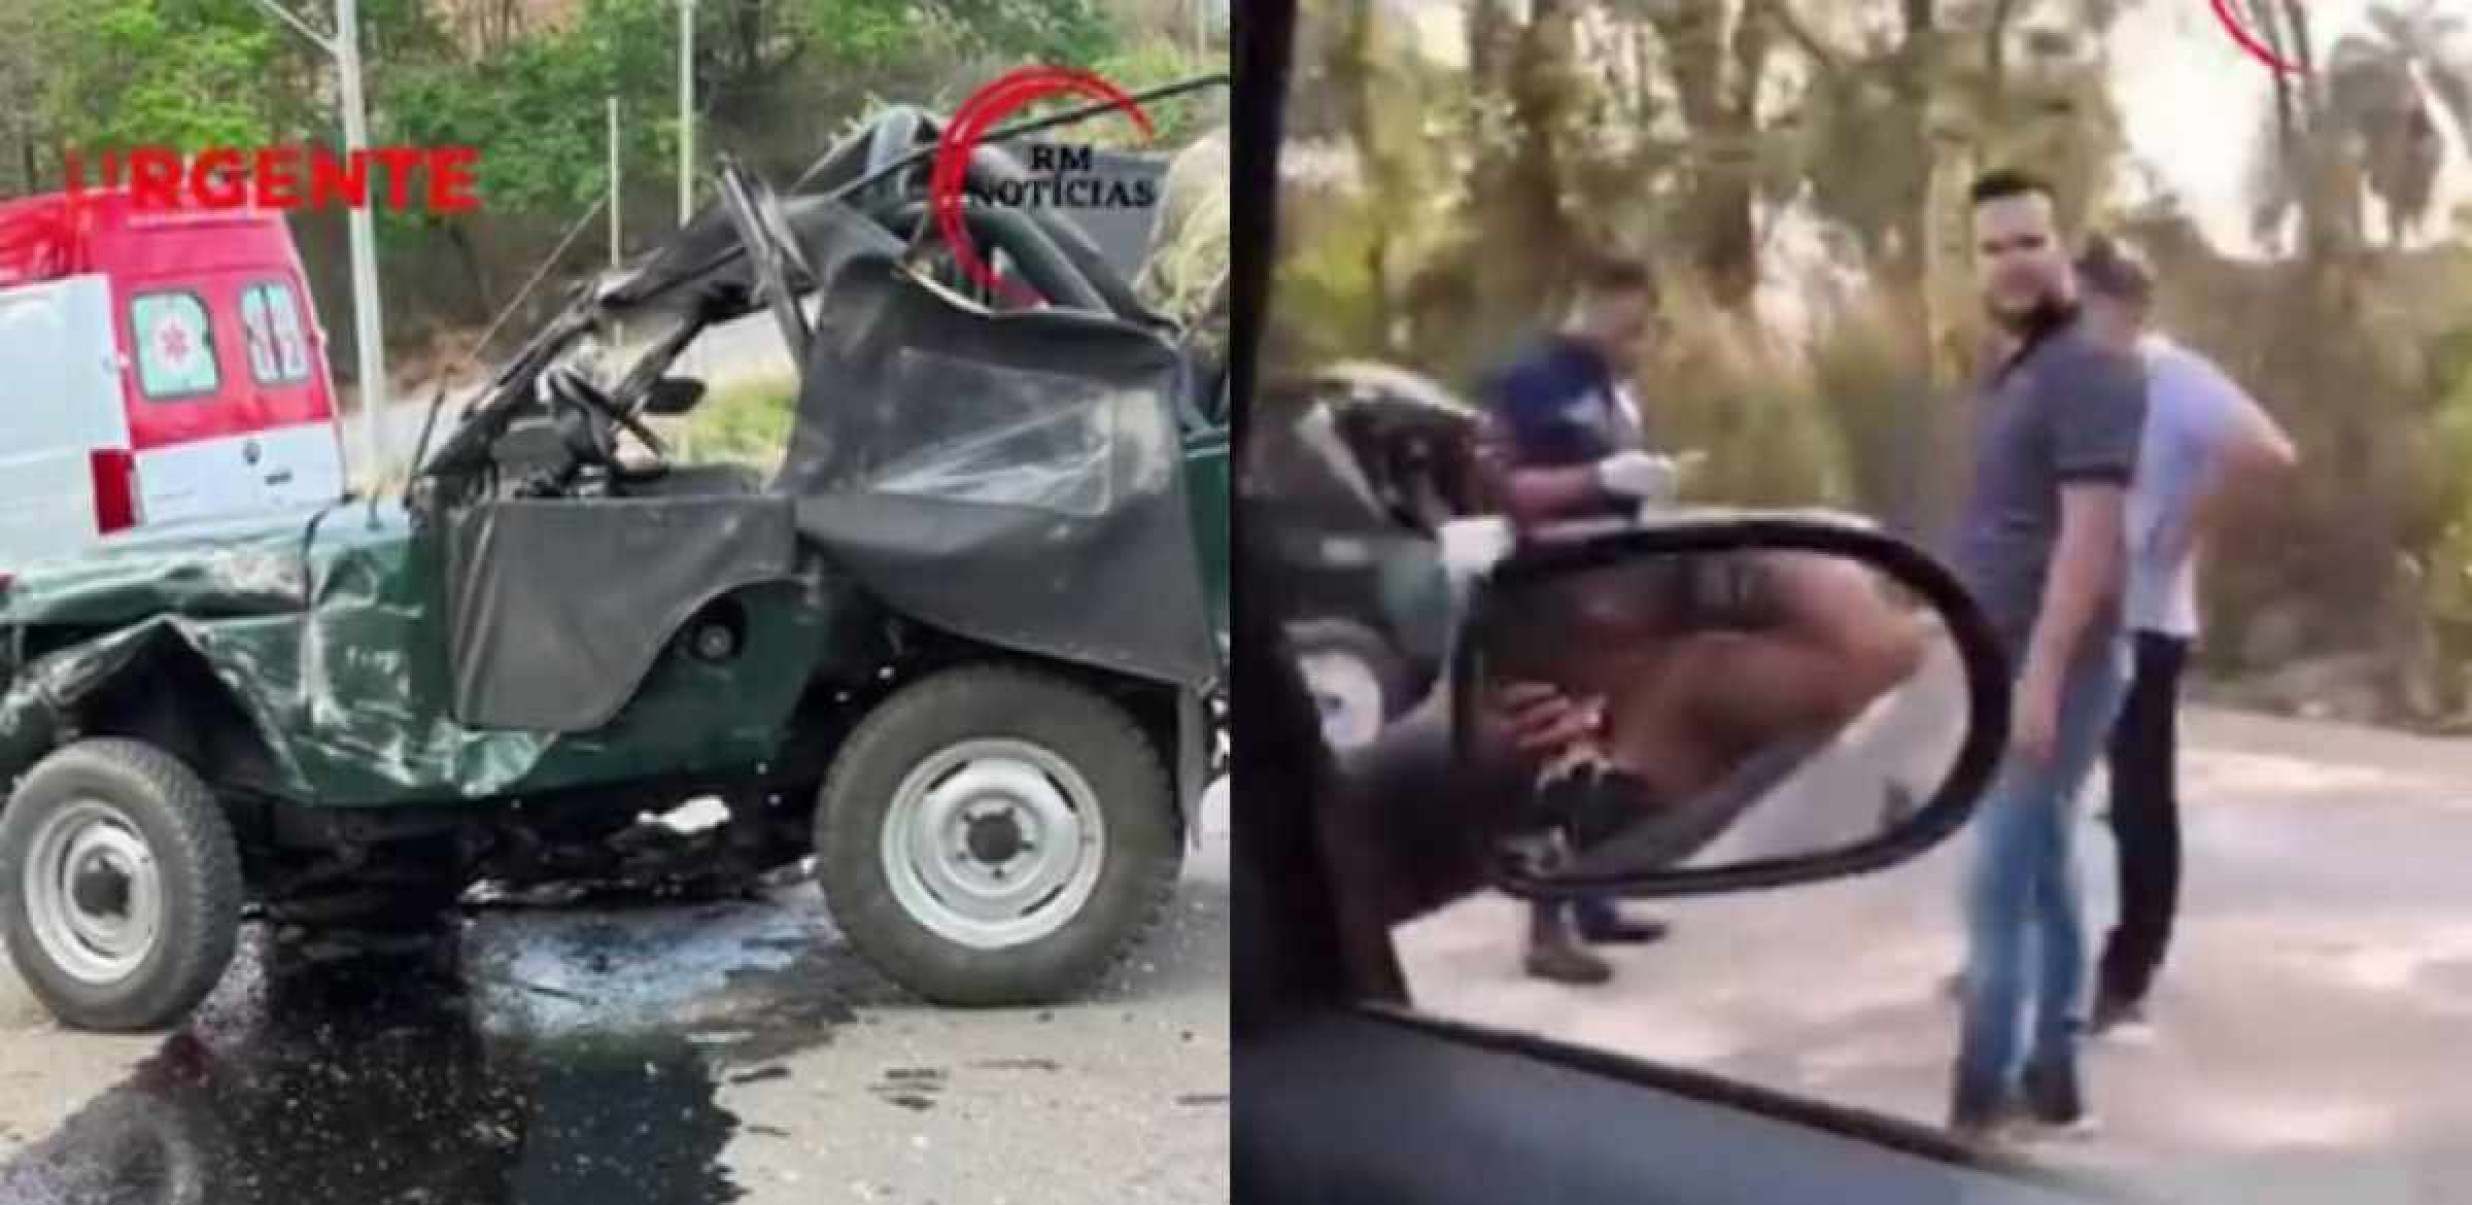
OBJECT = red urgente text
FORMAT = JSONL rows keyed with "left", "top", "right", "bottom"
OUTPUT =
{"left": 62, "top": 146, "right": 482, "bottom": 213}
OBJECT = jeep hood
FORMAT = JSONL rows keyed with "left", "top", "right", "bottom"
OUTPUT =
{"left": 0, "top": 500, "right": 641, "bottom": 807}
{"left": 0, "top": 503, "right": 389, "bottom": 629}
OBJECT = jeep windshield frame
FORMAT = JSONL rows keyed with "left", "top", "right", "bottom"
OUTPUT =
{"left": 419, "top": 78, "right": 1230, "bottom": 495}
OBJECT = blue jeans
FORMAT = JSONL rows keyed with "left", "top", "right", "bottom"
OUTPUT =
{"left": 1557, "top": 895, "right": 1623, "bottom": 932}
{"left": 1951, "top": 636, "right": 2131, "bottom": 1118}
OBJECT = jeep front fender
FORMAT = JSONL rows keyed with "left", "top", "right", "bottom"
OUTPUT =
{"left": 0, "top": 620, "right": 307, "bottom": 801}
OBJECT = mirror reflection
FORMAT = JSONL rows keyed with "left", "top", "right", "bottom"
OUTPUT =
{"left": 1464, "top": 547, "right": 1966, "bottom": 880}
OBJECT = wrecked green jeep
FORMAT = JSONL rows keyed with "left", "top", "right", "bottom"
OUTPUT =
{"left": 0, "top": 114, "right": 1227, "bottom": 1030}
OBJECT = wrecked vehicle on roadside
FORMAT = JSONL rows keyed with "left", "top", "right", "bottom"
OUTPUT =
{"left": 0, "top": 99, "right": 1228, "bottom": 1031}
{"left": 1245, "top": 362, "right": 1480, "bottom": 749}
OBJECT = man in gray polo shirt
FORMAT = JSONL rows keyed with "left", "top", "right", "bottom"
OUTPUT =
{"left": 1946, "top": 170, "right": 2147, "bottom": 1141}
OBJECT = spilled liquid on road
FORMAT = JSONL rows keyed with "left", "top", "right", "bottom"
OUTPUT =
{"left": 0, "top": 889, "right": 883, "bottom": 1205}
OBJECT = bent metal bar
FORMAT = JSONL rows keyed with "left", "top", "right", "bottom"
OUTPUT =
{"left": 61, "top": 146, "right": 482, "bottom": 214}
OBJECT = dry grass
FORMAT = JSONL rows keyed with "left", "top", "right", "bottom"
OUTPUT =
{"left": 682, "top": 372, "right": 799, "bottom": 472}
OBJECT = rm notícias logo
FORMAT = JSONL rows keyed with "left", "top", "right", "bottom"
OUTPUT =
{"left": 62, "top": 146, "right": 482, "bottom": 213}
{"left": 931, "top": 66, "right": 1156, "bottom": 305}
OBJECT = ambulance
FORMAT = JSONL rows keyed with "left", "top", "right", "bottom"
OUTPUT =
{"left": 0, "top": 188, "right": 346, "bottom": 567}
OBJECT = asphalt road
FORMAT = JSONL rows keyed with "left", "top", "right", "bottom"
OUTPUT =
{"left": 1395, "top": 707, "right": 2472, "bottom": 1204}
{"left": 0, "top": 782, "right": 1229, "bottom": 1205}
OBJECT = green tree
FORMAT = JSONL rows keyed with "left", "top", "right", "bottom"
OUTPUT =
{"left": 1626, "top": 0, "right": 1779, "bottom": 311}
{"left": 0, "top": 1, "right": 53, "bottom": 190}
{"left": 38, "top": 0, "right": 289, "bottom": 152}
{"left": 2330, "top": 1, "right": 2472, "bottom": 249}
{"left": 383, "top": 0, "right": 676, "bottom": 309}
{"left": 2213, "top": 0, "right": 2472, "bottom": 693}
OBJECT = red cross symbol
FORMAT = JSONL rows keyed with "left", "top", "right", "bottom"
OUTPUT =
{"left": 157, "top": 321, "right": 192, "bottom": 365}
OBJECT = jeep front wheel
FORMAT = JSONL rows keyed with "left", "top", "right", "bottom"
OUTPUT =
{"left": 815, "top": 667, "right": 1181, "bottom": 1006}
{"left": 0, "top": 740, "right": 242, "bottom": 1032}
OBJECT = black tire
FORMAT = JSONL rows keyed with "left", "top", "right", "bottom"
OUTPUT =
{"left": 1285, "top": 618, "right": 1412, "bottom": 749}
{"left": 815, "top": 666, "right": 1181, "bottom": 1006}
{"left": 0, "top": 740, "right": 243, "bottom": 1032}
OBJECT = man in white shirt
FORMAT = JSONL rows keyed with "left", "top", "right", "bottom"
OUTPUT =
{"left": 2074, "top": 236, "right": 2298, "bottom": 1034}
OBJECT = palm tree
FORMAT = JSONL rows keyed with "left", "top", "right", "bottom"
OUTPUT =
{"left": 2252, "top": 0, "right": 2472, "bottom": 251}
{"left": 2349, "top": 1, "right": 2472, "bottom": 247}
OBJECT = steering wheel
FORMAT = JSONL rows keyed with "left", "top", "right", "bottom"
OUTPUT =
{"left": 546, "top": 366, "right": 671, "bottom": 480}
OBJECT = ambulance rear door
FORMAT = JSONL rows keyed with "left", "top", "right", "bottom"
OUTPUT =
{"left": 0, "top": 275, "right": 132, "bottom": 567}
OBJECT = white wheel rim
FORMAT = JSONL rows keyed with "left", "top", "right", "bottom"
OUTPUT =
{"left": 23, "top": 801, "right": 163, "bottom": 985}
{"left": 879, "top": 739, "right": 1108, "bottom": 951}
{"left": 1298, "top": 650, "right": 1386, "bottom": 750}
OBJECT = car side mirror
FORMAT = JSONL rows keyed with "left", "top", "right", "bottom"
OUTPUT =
{"left": 1451, "top": 514, "right": 2008, "bottom": 899}
{"left": 642, "top": 377, "right": 707, "bottom": 417}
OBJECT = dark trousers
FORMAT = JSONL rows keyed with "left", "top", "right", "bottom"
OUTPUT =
{"left": 1530, "top": 896, "right": 1622, "bottom": 942}
{"left": 2097, "top": 630, "right": 2189, "bottom": 1006}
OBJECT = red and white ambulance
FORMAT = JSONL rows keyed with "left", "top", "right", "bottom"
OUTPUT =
{"left": 0, "top": 187, "right": 346, "bottom": 566}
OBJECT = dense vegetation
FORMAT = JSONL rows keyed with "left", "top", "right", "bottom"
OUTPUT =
{"left": 0, "top": 0, "right": 1227, "bottom": 378}
{"left": 1272, "top": 0, "right": 2472, "bottom": 726}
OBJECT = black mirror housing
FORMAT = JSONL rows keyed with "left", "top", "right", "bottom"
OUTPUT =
{"left": 1450, "top": 511, "right": 2011, "bottom": 902}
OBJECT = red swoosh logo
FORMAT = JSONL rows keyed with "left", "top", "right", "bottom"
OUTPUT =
{"left": 928, "top": 66, "right": 1153, "bottom": 306}
{"left": 2212, "top": 0, "right": 2305, "bottom": 74}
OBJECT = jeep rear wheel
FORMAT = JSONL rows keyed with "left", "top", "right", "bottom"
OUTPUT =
{"left": 1287, "top": 618, "right": 1410, "bottom": 751}
{"left": 0, "top": 741, "right": 242, "bottom": 1032}
{"left": 815, "top": 666, "right": 1181, "bottom": 1006}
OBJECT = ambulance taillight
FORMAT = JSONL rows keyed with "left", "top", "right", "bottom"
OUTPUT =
{"left": 90, "top": 448, "right": 140, "bottom": 534}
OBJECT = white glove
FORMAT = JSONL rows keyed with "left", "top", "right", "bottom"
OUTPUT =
{"left": 1594, "top": 450, "right": 1683, "bottom": 503}
{"left": 1437, "top": 516, "right": 1513, "bottom": 582}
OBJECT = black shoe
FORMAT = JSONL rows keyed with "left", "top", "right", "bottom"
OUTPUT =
{"left": 2089, "top": 991, "right": 2150, "bottom": 1037}
{"left": 1575, "top": 913, "right": 1671, "bottom": 945}
{"left": 1948, "top": 1093, "right": 2025, "bottom": 1145}
{"left": 1525, "top": 941, "right": 1614, "bottom": 985}
{"left": 2021, "top": 1060, "right": 2093, "bottom": 1133}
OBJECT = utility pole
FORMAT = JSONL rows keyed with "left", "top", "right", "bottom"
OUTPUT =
{"left": 247, "top": 0, "right": 388, "bottom": 482}
{"left": 672, "top": 0, "right": 698, "bottom": 381}
{"left": 335, "top": 0, "right": 385, "bottom": 480}
{"left": 678, "top": 0, "right": 696, "bottom": 228}
{"left": 608, "top": 95, "right": 623, "bottom": 267}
